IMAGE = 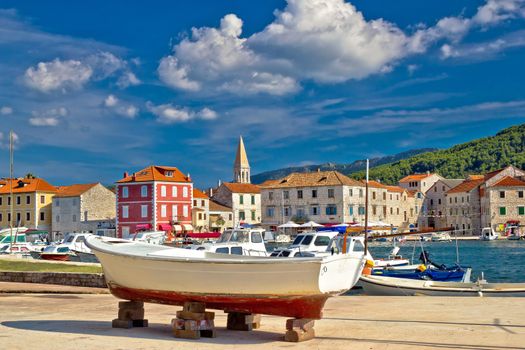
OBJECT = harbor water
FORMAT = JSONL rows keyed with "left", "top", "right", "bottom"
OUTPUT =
{"left": 367, "top": 240, "right": 525, "bottom": 283}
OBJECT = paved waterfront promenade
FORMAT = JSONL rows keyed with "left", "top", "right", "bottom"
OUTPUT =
{"left": 0, "top": 283, "right": 524, "bottom": 350}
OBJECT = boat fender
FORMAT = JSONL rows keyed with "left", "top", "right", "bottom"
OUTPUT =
{"left": 417, "top": 264, "right": 427, "bottom": 272}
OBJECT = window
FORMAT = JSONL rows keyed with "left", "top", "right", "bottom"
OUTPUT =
{"left": 84, "top": 211, "right": 88, "bottom": 221}
{"left": 141, "top": 205, "right": 148, "bottom": 218}
{"left": 122, "top": 227, "right": 130, "bottom": 238}
{"left": 349, "top": 188, "right": 353, "bottom": 196}
{"left": 251, "top": 210, "right": 256, "bottom": 221}
{"left": 229, "top": 214, "right": 232, "bottom": 220}
{"left": 359, "top": 189, "right": 363, "bottom": 198}
{"left": 312, "top": 189, "right": 318, "bottom": 198}
{"left": 56, "top": 215, "right": 60, "bottom": 223}
{"left": 267, "top": 207, "right": 275, "bottom": 217}
{"left": 40, "top": 212, "right": 45, "bottom": 221}
{"left": 166, "top": 171, "right": 173, "bottom": 177}
{"left": 383, "top": 192, "right": 386, "bottom": 200}
{"left": 26, "top": 195, "right": 30, "bottom": 205}
{"left": 438, "top": 199, "right": 441, "bottom": 205}
{"left": 467, "top": 195, "right": 470, "bottom": 203}
{"left": 16, "top": 212, "right": 21, "bottom": 223}
{"left": 268, "top": 192, "right": 274, "bottom": 200}
{"left": 8, "top": 197, "right": 10, "bottom": 205}
{"left": 122, "top": 187, "right": 129, "bottom": 198}
{"left": 251, "top": 195, "right": 255, "bottom": 205}
{"left": 310, "top": 205, "right": 319, "bottom": 216}
{"left": 8, "top": 213, "right": 11, "bottom": 222}
{"left": 461, "top": 197, "right": 464, "bottom": 203}
{"left": 297, "top": 190, "right": 303, "bottom": 199}
{"left": 72, "top": 214, "right": 77, "bottom": 222}
{"left": 16, "top": 196, "right": 20, "bottom": 205}
{"left": 183, "top": 187, "right": 188, "bottom": 198}
{"left": 193, "top": 200, "right": 197, "bottom": 206}
{"left": 390, "top": 207, "right": 393, "bottom": 215}
{"left": 325, "top": 205, "right": 337, "bottom": 215}
{"left": 216, "top": 247, "right": 229, "bottom": 254}
{"left": 283, "top": 191, "right": 289, "bottom": 199}
{"left": 284, "top": 207, "right": 291, "bottom": 216}
{"left": 239, "top": 195, "right": 244, "bottom": 204}
{"left": 499, "top": 191, "right": 505, "bottom": 199}
{"left": 499, "top": 207, "right": 506, "bottom": 215}
{"left": 519, "top": 191, "right": 524, "bottom": 198}
{"left": 358, "top": 206, "right": 365, "bottom": 215}
{"left": 198, "top": 213, "right": 202, "bottom": 220}
{"left": 231, "top": 247, "right": 243, "bottom": 255}
{"left": 172, "top": 205, "right": 178, "bottom": 219}
{"left": 55, "top": 198, "right": 60, "bottom": 206}
{"left": 349, "top": 206, "right": 353, "bottom": 215}
{"left": 372, "top": 192, "right": 376, "bottom": 200}
{"left": 26, "top": 212, "right": 30, "bottom": 221}
{"left": 161, "top": 205, "right": 167, "bottom": 218}
{"left": 122, "top": 205, "right": 129, "bottom": 218}
{"left": 161, "top": 185, "right": 166, "bottom": 197}
{"left": 430, "top": 199, "right": 434, "bottom": 206}
{"left": 328, "top": 189, "right": 335, "bottom": 198}
{"left": 239, "top": 211, "right": 246, "bottom": 220}
{"left": 302, "top": 235, "right": 313, "bottom": 245}
{"left": 172, "top": 186, "right": 178, "bottom": 197}
{"left": 434, "top": 187, "right": 437, "bottom": 192}
{"left": 518, "top": 206, "right": 525, "bottom": 215}
{"left": 417, "top": 192, "right": 422, "bottom": 199}
{"left": 201, "top": 200, "right": 205, "bottom": 206}
{"left": 141, "top": 185, "right": 148, "bottom": 197}
{"left": 183, "top": 205, "right": 188, "bottom": 218}
{"left": 0, "top": 198, "right": 2, "bottom": 205}
{"left": 372, "top": 206, "right": 376, "bottom": 215}
{"left": 251, "top": 232, "right": 263, "bottom": 243}
{"left": 0, "top": 213, "right": 2, "bottom": 222}
{"left": 442, "top": 186, "right": 445, "bottom": 191}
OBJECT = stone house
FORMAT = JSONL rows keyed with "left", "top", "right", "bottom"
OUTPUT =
{"left": 398, "top": 173, "right": 443, "bottom": 227}
{"left": 212, "top": 182, "right": 261, "bottom": 227}
{"left": 445, "top": 178, "right": 484, "bottom": 235}
{"left": 52, "top": 183, "right": 116, "bottom": 235}
{"left": 424, "top": 179, "right": 464, "bottom": 229}
{"left": 192, "top": 188, "right": 209, "bottom": 232}
{"left": 209, "top": 200, "right": 233, "bottom": 232}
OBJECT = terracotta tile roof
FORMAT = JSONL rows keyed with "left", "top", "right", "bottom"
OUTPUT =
{"left": 491, "top": 176, "right": 525, "bottom": 187}
{"left": 447, "top": 179, "right": 484, "bottom": 194}
{"left": 209, "top": 200, "right": 233, "bottom": 212}
{"left": 0, "top": 178, "right": 57, "bottom": 194}
{"left": 223, "top": 182, "right": 261, "bottom": 193}
{"left": 384, "top": 185, "right": 406, "bottom": 193}
{"left": 55, "top": 183, "right": 98, "bottom": 197}
{"left": 117, "top": 165, "right": 191, "bottom": 183}
{"left": 467, "top": 175, "right": 484, "bottom": 180}
{"left": 365, "top": 180, "right": 387, "bottom": 189}
{"left": 484, "top": 168, "right": 504, "bottom": 181}
{"left": 259, "top": 171, "right": 363, "bottom": 189}
{"left": 193, "top": 188, "right": 209, "bottom": 199}
{"left": 399, "top": 173, "right": 434, "bottom": 183}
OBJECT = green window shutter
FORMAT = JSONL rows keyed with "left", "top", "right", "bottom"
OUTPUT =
{"left": 499, "top": 207, "right": 506, "bottom": 215}
{"left": 518, "top": 207, "right": 525, "bottom": 215}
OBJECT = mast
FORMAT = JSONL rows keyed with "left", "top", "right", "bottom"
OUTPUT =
{"left": 9, "top": 130, "right": 14, "bottom": 253}
{"left": 364, "top": 159, "right": 369, "bottom": 253}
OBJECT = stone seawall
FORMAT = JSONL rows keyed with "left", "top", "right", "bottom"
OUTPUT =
{"left": 0, "top": 271, "right": 106, "bottom": 288}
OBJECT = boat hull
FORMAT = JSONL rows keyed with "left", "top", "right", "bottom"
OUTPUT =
{"left": 40, "top": 253, "right": 70, "bottom": 261}
{"left": 87, "top": 237, "right": 365, "bottom": 319}
{"left": 108, "top": 283, "right": 328, "bottom": 318}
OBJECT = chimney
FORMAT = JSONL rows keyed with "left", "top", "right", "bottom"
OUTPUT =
{"left": 123, "top": 171, "right": 128, "bottom": 178}
{"left": 187, "top": 173, "right": 191, "bottom": 181}
{"left": 218, "top": 179, "right": 222, "bottom": 187}
{"left": 131, "top": 172, "right": 136, "bottom": 181}
{"left": 209, "top": 188, "right": 213, "bottom": 197}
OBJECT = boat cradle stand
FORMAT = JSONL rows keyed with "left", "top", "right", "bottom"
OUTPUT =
{"left": 172, "top": 302, "right": 216, "bottom": 339}
{"left": 112, "top": 301, "right": 148, "bottom": 328}
{"left": 284, "top": 318, "right": 315, "bottom": 342}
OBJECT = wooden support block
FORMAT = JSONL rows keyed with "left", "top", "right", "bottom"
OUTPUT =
{"left": 204, "top": 311, "right": 215, "bottom": 320}
{"left": 200, "top": 329, "right": 217, "bottom": 338}
{"left": 227, "top": 312, "right": 253, "bottom": 331}
{"left": 284, "top": 328, "right": 315, "bottom": 342}
{"left": 173, "top": 329, "right": 200, "bottom": 339}
{"left": 184, "top": 320, "right": 200, "bottom": 331}
{"left": 172, "top": 318, "right": 185, "bottom": 330}
{"left": 183, "top": 301, "right": 206, "bottom": 313}
{"left": 176, "top": 310, "right": 205, "bottom": 321}
{"left": 286, "top": 318, "right": 315, "bottom": 331}
{"left": 118, "top": 308, "right": 145, "bottom": 320}
{"left": 118, "top": 301, "right": 143, "bottom": 309}
{"left": 132, "top": 319, "right": 148, "bottom": 327}
{"left": 112, "top": 318, "right": 133, "bottom": 329}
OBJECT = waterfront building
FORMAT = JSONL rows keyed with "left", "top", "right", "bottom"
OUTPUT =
{"left": 445, "top": 178, "right": 484, "bottom": 235}
{"left": 480, "top": 166, "right": 525, "bottom": 232}
{"left": 423, "top": 179, "right": 463, "bottom": 229}
{"left": 51, "top": 183, "right": 116, "bottom": 236}
{"left": 0, "top": 176, "right": 56, "bottom": 231}
{"left": 211, "top": 136, "right": 261, "bottom": 227}
{"left": 398, "top": 172, "right": 443, "bottom": 228}
{"left": 209, "top": 200, "right": 233, "bottom": 232}
{"left": 115, "top": 165, "right": 193, "bottom": 238}
{"left": 192, "top": 188, "right": 209, "bottom": 232}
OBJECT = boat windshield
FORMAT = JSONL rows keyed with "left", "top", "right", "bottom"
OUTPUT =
{"left": 43, "top": 246, "right": 56, "bottom": 253}
{"left": 65, "top": 235, "right": 75, "bottom": 243}
{"left": 301, "top": 235, "right": 313, "bottom": 246}
{"left": 292, "top": 235, "right": 305, "bottom": 245}
{"left": 217, "top": 230, "right": 249, "bottom": 243}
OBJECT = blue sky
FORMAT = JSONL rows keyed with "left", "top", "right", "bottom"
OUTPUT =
{"left": 1, "top": 0, "right": 525, "bottom": 188}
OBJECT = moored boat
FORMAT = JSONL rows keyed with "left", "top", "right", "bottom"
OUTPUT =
{"left": 360, "top": 274, "right": 525, "bottom": 297}
{"left": 86, "top": 235, "right": 366, "bottom": 319}
{"left": 480, "top": 227, "right": 499, "bottom": 241}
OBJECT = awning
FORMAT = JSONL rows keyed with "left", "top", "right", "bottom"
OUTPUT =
{"left": 187, "top": 232, "right": 221, "bottom": 239}
{"left": 136, "top": 223, "right": 152, "bottom": 231}
{"left": 158, "top": 224, "right": 172, "bottom": 231}
{"left": 182, "top": 224, "right": 194, "bottom": 231}
{"left": 172, "top": 225, "right": 183, "bottom": 232}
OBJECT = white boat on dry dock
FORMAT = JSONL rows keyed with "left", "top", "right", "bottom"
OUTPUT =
{"left": 360, "top": 274, "right": 525, "bottom": 297}
{"left": 86, "top": 235, "right": 366, "bottom": 319}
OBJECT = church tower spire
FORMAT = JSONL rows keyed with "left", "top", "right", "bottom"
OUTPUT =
{"left": 233, "top": 136, "right": 250, "bottom": 183}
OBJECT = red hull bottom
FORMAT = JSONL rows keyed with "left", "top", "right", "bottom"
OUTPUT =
{"left": 108, "top": 283, "right": 328, "bottom": 319}
{"left": 40, "top": 254, "right": 70, "bottom": 261}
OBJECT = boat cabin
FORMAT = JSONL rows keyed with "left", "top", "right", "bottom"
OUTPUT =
{"left": 269, "top": 231, "right": 339, "bottom": 258}
{"left": 194, "top": 228, "right": 267, "bottom": 256}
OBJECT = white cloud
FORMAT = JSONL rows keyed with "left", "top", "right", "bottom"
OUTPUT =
{"left": 1, "top": 106, "right": 13, "bottom": 115}
{"left": 158, "top": 0, "right": 525, "bottom": 95}
{"left": 28, "top": 107, "right": 68, "bottom": 127}
{"left": 440, "top": 30, "right": 525, "bottom": 59}
{"left": 0, "top": 130, "right": 19, "bottom": 149}
{"left": 103, "top": 94, "right": 138, "bottom": 118}
{"left": 24, "top": 52, "right": 139, "bottom": 93}
{"left": 104, "top": 94, "right": 119, "bottom": 107}
{"left": 146, "top": 102, "right": 218, "bottom": 124}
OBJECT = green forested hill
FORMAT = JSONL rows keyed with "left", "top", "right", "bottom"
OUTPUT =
{"left": 351, "top": 123, "right": 525, "bottom": 184}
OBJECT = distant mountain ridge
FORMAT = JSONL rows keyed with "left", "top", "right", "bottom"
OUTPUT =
{"left": 251, "top": 148, "right": 437, "bottom": 184}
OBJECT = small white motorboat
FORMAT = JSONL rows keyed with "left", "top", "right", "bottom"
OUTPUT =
{"left": 270, "top": 230, "right": 339, "bottom": 257}
{"left": 431, "top": 232, "right": 452, "bottom": 242}
{"left": 86, "top": 235, "right": 366, "bottom": 319}
{"left": 480, "top": 227, "right": 499, "bottom": 241}
{"left": 192, "top": 228, "right": 268, "bottom": 256}
{"left": 360, "top": 274, "right": 525, "bottom": 297}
